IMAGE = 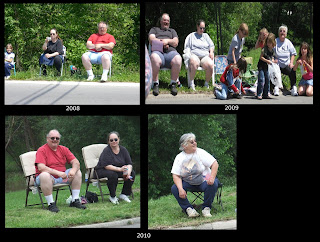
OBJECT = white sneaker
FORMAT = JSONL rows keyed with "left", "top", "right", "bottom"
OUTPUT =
{"left": 274, "top": 86, "right": 280, "bottom": 96}
{"left": 109, "top": 196, "right": 119, "bottom": 205}
{"left": 186, "top": 207, "right": 200, "bottom": 218}
{"left": 101, "top": 74, "right": 108, "bottom": 82}
{"left": 202, "top": 207, "right": 212, "bottom": 217}
{"left": 291, "top": 86, "right": 298, "bottom": 96}
{"left": 87, "top": 74, "right": 95, "bottom": 81}
{"left": 189, "top": 84, "right": 196, "bottom": 91}
{"left": 119, "top": 194, "right": 131, "bottom": 203}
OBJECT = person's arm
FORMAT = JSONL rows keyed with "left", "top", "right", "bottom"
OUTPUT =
{"left": 86, "top": 41, "right": 96, "bottom": 50}
{"left": 289, "top": 54, "right": 295, "bottom": 69}
{"left": 95, "top": 42, "right": 115, "bottom": 51}
{"left": 207, "top": 161, "right": 219, "bottom": 185}
{"left": 172, "top": 174, "right": 187, "bottom": 199}
{"left": 231, "top": 48, "right": 236, "bottom": 64}
{"left": 68, "top": 158, "right": 80, "bottom": 180}
{"left": 36, "top": 163, "right": 67, "bottom": 179}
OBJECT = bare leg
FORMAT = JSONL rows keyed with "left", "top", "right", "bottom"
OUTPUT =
{"left": 170, "top": 55, "right": 182, "bottom": 81}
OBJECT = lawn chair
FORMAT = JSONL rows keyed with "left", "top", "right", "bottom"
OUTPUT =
{"left": 187, "top": 177, "right": 224, "bottom": 211}
{"left": 39, "top": 45, "right": 66, "bottom": 76}
{"left": 82, "top": 144, "right": 133, "bottom": 202}
{"left": 183, "top": 33, "right": 215, "bottom": 88}
{"left": 214, "top": 55, "right": 228, "bottom": 83}
{"left": 19, "top": 151, "right": 72, "bottom": 209}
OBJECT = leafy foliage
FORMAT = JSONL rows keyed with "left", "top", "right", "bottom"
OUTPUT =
{"left": 4, "top": 3, "right": 140, "bottom": 71}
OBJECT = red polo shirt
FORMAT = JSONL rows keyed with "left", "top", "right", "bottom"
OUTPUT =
{"left": 35, "top": 143, "right": 76, "bottom": 178}
{"left": 88, "top": 33, "right": 116, "bottom": 54}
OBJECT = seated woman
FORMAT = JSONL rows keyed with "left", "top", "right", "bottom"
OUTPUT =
{"left": 183, "top": 20, "right": 215, "bottom": 90}
{"left": 171, "top": 133, "right": 219, "bottom": 218}
{"left": 94, "top": 131, "right": 135, "bottom": 204}
{"left": 39, "top": 28, "right": 64, "bottom": 75}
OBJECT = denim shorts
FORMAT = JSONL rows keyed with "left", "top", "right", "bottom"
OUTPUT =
{"left": 152, "top": 50, "right": 180, "bottom": 69}
{"left": 35, "top": 168, "right": 72, "bottom": 186}
{"left": 84, "top": 51, "right": 112, "bottom": 65}
{"left": 299, "top": 78, "right": 313, "bottom": 86}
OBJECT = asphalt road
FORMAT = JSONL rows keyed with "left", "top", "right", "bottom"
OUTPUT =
{"left": 5, "top": 80, "right": 140, "bottom": 105}
{"left": 145, "top": 92, "right": 313, "bottom": 105}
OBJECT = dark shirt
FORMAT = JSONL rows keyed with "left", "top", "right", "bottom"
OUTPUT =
{"left": 96, "top": 145, "right": 132, "bottom": 170}
{"left": 148, "top": 27, "right": 178, "bottom": 53}
{"left": 257, "top": 45, "right": 275, "bottom": 70}
{"left": 44, "top": 39, "right": 63, "bottom": 55}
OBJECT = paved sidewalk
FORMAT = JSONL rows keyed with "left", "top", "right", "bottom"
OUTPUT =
{"left": 166, "top": 219, "right": 237, "bottom": 230}
{"left": 70, "top": 217, "right": 140, "bottom": 228}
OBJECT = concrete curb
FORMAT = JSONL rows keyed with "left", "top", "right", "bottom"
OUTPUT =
{"left": 70, "top": 217, "right": 140, "bottom": 228}
{"left": 166, "top": 219, "right": 237, "bottom": 230}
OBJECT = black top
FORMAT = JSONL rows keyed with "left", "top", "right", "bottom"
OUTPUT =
{"left": 44, "top": 39, "right": 63, "bottom": 55}
{"left": 257, "top": 45, "right": 275, "bottom": 70}
{"left": 95, "top": 145, "right": 132, "bottom": 170}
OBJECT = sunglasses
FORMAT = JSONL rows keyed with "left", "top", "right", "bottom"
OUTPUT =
{"left": 49, "top": 137, "right": 60, "bottom": 141}
{"left": 200, "top": 27, "right": 205, "bottom": 30}
{"left": 109, "top": 138, "right": 118, "bottom": 142}
{"left": 189, "top": 140, "right": 197, "bottom": 144}
{"left": 50, "top": 33, "right": 56, "bottom": 35}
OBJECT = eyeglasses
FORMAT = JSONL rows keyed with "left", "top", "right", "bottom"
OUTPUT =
{"left": 109, "top": 138, "right": 118, "bottom": 142}
{"left": 49, "top": 137, "right": 60, "bottom": 141}
{"left": 50, "top": 33, "right": 56, "bottom": 35}
{"left": 189, "top": 140, "right": 197, "bottom": 144}
{"left": 200, "top": 27, "right": 205, "bottom": 30}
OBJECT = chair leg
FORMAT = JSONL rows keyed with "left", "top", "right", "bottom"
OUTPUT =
{"left": 25, "top": 188, "right": 30, "bottom": 207}
{"left": 97, "top": 181, "right": 104, "bottom": 202}
{"left": 55, "top": 189, "right": 59, "bottom": 204}
{"left": 37, "top": 187, "right": 45, "bottom": 209}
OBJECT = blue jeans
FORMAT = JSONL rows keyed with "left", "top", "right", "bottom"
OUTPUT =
{"left": 215, "top": 69, "right": 241, "bottom": 100}
{"left": 171, "top": 178, "right": 219, "bottom": 212}
{"left": 257, "top": 69, "right": 270, "bottom": 97}
{"left": 5, "top": 62, "right": 14, "bottom": 77}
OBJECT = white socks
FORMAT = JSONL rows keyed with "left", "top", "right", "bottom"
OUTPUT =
{"left": 72, "top": 189, "right": 80, "bottom": 202}
{"left": 86, "top": 69, "right": 94, "bottom": 77}
{"left": 45, "top": 194, "right": 54, "bottom": 205}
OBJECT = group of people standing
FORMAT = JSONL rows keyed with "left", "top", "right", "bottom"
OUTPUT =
{"left": 147, "top": 13, "right": 313, "bottom": 99}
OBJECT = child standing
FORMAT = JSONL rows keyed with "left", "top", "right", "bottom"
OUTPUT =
{"left": 257, "top": 33, "right": 276, "bottom": 100}
{"left": 293, "top": 42, "right": 313, "bottom": 96}
{"left": 227, "top": 23, "right": 249, "bottom": 64}
{"left": 214, "top": 57, "right": 247, "bottom": 100}
{"left": 4, "top": 43, "right": 15, "bottom": 79}
{"left": 255, "top": 28, "right": 269, "bottom": 49}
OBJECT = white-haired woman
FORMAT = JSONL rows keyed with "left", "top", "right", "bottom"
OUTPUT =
{"left": 171, "top": 133, "right": 219, "bottom": 217}
{"left": 274, "top": 25, "right": 298, "bottom": 96}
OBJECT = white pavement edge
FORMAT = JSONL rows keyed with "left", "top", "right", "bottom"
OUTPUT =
{"left": 70, "top": 217, "right": 140, "bottom": 228}
{"left": 166, "top": 219, "right": 237, "bottom": 230}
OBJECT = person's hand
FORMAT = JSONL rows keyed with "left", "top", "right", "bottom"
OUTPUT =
{"left": 95, "top": 44, "right": 103, "bottom": 51}
{"left": 289, "top": 62, "right": 294, "bottom": 69}
{"left": 209, "top": 52, "right": 214, "bottom": 60}
{"left": 296, "top": 59, "right": 303, "bottom": 66}
{"left": 178, "top": 188, "right": 187, "bottom": 199}
{"left": 45, "top": 53, "right": 52, "bottom": 59}
{"left": 59, "top": 171, "right": 68, "bottom": 179}
{"left": 68, "top": 169, "right": 76, "bottom": 180}
{"left": 207, "top": 177, "right": 215, "bottom": 185}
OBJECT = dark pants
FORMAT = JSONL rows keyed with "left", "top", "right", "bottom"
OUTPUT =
{"left": 171, "top": 178, "right": 219, "bottom": 213}
{"left": 280, "top": 65, "right": 296, "bottom": 89}
{"left": 96, "top": 169, "right": 135, "bottom": 197}
{"left": 39, "top": 54, "right": 63, "bottom": 73}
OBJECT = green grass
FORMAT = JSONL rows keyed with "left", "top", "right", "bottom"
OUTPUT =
{"left": 5, "top": 175, "right": 140, "bottom": 228}
{"left": 10, "top": 64, "right": 140, "bottom": 83}
{"left": 148, "top": 185, "right": 236, "bottom": 229}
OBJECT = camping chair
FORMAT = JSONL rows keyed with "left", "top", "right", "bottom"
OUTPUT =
{"left": 39, "top": 45, "right": 66, "bottom": 76}
{"left": 19, "top": 151, "right": 72, "bottom": 209}
{"left": 183, "top": 33, "right": 215, "bottom": 88}
{"left": 214, "top": 55, "right": 228, "bottom": 85}
{"left": 187, "top": 177, "right": 224, "bottom": 211}
{"left": 82, "top": 144, "right": 133, "bottom": 202}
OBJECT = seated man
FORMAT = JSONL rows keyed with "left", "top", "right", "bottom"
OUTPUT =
{"left": 82, "top": 21, "right": 116, "bottom": 81}
{"left": 35, "top": 129, "right": 86, "bottom": 212}
{"left": 148, "top": 13, "right": 182, "bottom": 96}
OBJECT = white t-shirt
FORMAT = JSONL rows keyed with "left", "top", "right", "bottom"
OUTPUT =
{"left": 5, "top": 52, "right": 15, "bottom": 65}
{"left": 274, "top": 38, "right": 296, "bottom": 68}
{"left": 171, "top": 148, "right": 216, "bottom": 179}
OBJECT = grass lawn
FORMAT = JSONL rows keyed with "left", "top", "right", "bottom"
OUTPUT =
{"left": 148, "top": 185, "right": 236, "bottom": 229}
{"left": 5, "top": 175, "right": 140, "bottom": 228}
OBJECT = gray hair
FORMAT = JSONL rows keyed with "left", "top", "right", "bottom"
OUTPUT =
{"left": 97, "top": 21, "right": 109, "bottom": 29}
{"left": 107, "top": 131, "right": 120, "bottom": 144}
{"left": 278, "top": 24, "right": 288, "bottom": 34}
{"left": 47, "top": 129, "right": 61, "bottom": 138}
{"left": 179, "top": 132, "right": 196, "bottom": 151}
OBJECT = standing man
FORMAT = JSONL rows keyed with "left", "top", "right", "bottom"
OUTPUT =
{"left": 82, "top": 21, "right": 116, "bottom": 82}
{"left": 35, "top": 129, "right": 86, "bottom": 212}
{"left": 148, "top": 13, "right": 182, "bottom": 96}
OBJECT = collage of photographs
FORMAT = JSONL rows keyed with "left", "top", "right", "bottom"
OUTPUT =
{"left": 4, "top": 2, "right": 316, "bottom": 235}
